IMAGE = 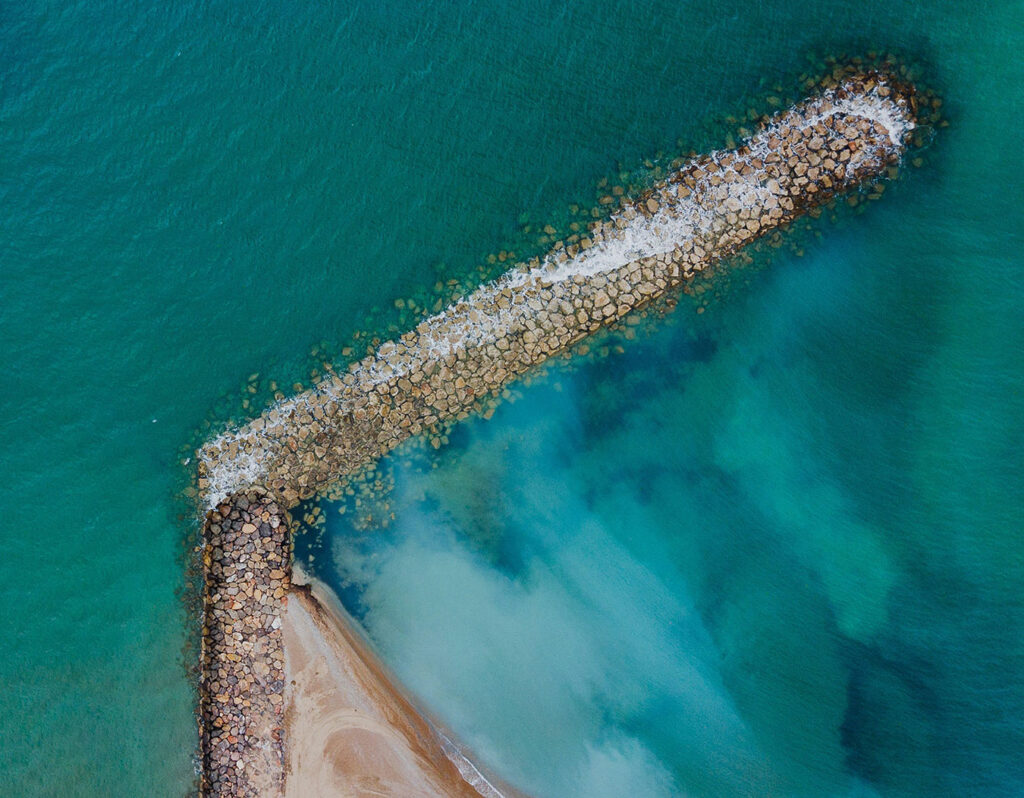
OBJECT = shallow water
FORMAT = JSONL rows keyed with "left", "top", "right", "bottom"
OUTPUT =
{"left": 305, "top": 220, "right": 1024, "bottom": 796}
{"left": 2, "top": 0, "right": 1022, "bottom": 795}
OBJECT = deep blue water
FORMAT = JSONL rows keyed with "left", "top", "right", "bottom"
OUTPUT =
{"left": 2, "top": 0, "right": 1022, "bottom": 795}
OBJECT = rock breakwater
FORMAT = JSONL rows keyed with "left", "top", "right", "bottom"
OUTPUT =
{"left": 197, "top": 71, "right": 917, "bottom": 511}
{"left": 199, "top": 493, "right": 290, "bottom": 797}
{"left": 197, "top": 70, "right": 919, "bottom": 796}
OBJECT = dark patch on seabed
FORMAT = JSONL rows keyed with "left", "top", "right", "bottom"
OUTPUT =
{"left": 576, "top": 329, "right": 719, "bottom": 439}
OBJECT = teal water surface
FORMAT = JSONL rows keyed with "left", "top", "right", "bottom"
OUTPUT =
{"left": 2, "top": 1, "right": 1022, "bottom": 795}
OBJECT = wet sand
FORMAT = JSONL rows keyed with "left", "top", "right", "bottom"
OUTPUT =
{"left": 283, "top": 572, "right": 515, "bottom": 798}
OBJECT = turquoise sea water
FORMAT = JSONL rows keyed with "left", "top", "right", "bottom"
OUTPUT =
{"left": 2, "top": 1, "right": 1022, "bottom": 795}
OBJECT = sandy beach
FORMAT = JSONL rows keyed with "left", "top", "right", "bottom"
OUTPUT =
{"left": 283, "top": 572, "right": 514, "bottom": 797}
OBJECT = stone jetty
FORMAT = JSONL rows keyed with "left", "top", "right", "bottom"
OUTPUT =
{"left": 197, "top": 71, "right": 917, "bottom": 511}
{"left": 197, "top": 70, "right": 919, "bottom": 796}
{"left": 199, "top": 493, "right": 290, "bottom": 797}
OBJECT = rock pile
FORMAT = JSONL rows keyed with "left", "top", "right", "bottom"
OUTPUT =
{"left": 199, "top": 493, "right": 290, "bottom": 797}
{"left": 197, "top": 71, "right": 917, "bottom": 511}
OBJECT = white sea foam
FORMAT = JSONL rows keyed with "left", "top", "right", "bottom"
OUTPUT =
{"left": 437, "top": 731, "right": 507, "bottom": 798}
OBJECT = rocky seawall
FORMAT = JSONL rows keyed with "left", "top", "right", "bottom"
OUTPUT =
{"left": 197, "top": 71, "right": 917, "bottom": 511}
{"left": 197, "top": 70, "right": 918, "bottom": 796}
{"left": 199, "top": 493, "right": 290, "bottom": 797}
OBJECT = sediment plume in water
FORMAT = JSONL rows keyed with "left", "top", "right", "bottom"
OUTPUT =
{"left": 197, "top": 71, "right": 917, "bottom": 510}
{"left": 196, "top": 70, "right": 919, "bottom": 797}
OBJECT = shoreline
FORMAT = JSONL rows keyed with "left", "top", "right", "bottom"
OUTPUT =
{"left": 284, "top": 568, "right": 519, "bottom": 797}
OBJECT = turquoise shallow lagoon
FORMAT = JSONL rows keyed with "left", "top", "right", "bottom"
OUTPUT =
{"left": 2, "top": 0, "right": 1022, "bottom": 795}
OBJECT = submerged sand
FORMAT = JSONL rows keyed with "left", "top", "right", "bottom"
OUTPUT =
{"left": 283, "top": 574, "right": 514, "bottom": 798}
